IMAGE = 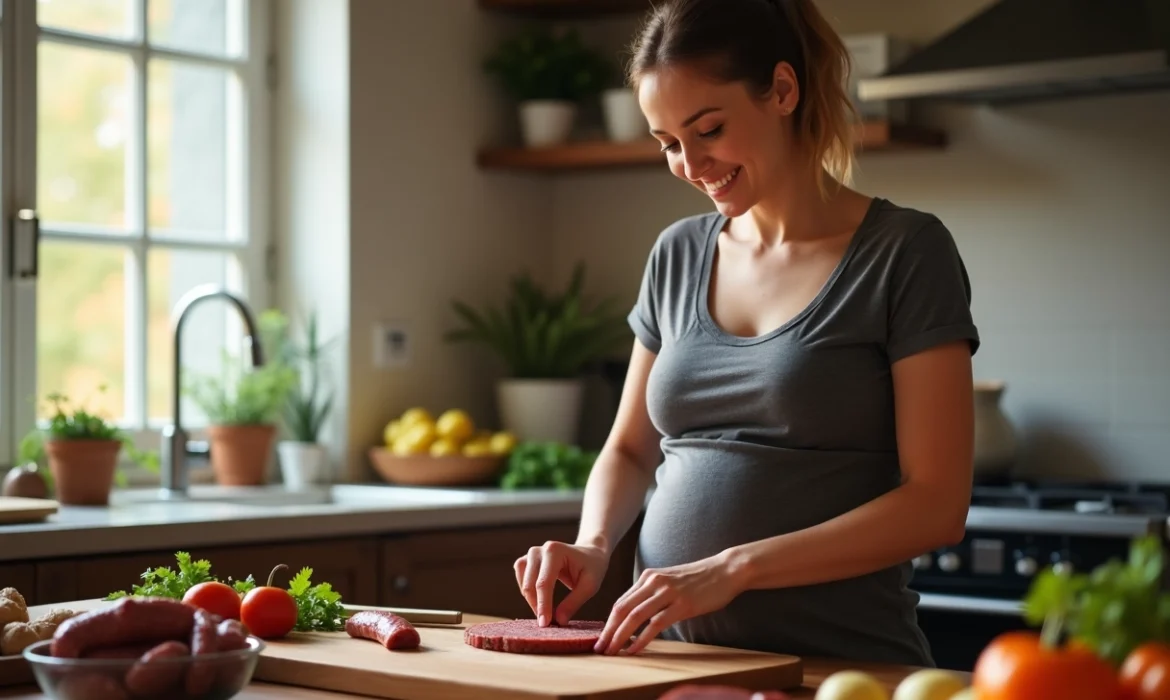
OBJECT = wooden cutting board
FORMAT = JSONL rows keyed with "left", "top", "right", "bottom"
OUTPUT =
{"left": 0, "top": 497, "right": 57, "bottom": 525}
{"left": 254, "top": 613, "right": 803, "bottom": 700}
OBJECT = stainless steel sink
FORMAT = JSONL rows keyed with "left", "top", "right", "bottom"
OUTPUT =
{"left": 110, "top": 483, "right": 486, "bottom": 509}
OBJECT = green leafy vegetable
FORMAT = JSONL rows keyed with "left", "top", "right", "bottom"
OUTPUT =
{"left": 106, "top": 551, "right": 217, "bottom": 600}
{"left": 499, "top": 441, "right": 597, "bottom": 490}
{"left": 1023, "top": 534, "right": 1170, "bottom": 665}
{"left": 287, "top": 567, "right": 346, "bottom": 632}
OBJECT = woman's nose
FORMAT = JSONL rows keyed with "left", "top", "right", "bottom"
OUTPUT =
{"left": 678, "top": 146, "right": 709, "bottom": 182}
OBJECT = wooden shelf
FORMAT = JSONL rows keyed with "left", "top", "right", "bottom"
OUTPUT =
{"left": 477, "top": 121, "right": 947, "bottom": 171}
{"left": 477, "top": 0, "right": 652, "bottom": 18}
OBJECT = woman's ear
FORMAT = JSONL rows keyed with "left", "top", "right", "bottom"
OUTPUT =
{"left": 771, "top": 60, "right": 800, "bottom": 115}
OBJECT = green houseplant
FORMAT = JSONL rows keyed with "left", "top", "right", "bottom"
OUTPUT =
{"left": 262, "top": 309, "right": 336, "bottom": 488}
{"left": 185, "top": 326, "right": 298, "bottom": 486}
{"left": 18, "top": 387, "right": 158, "bottom": 506}
{"left": 445, "top": 262, "right": 628, "bottom": 444}
{"left": 483, "top": 26, "right": 612, "bottom": 147}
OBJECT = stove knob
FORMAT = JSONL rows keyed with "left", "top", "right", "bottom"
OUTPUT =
{"left": 912, "top": 554, "right": 933, "bottom": 571}
{"left": 1015, "top": 556, "right": 1038, "bottom": 577}
{"left": 937, "top": 552, "right": 961, "bottom": 573}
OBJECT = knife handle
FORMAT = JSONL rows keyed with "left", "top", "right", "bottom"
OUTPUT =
{"left": 343, "top": 603, "right": 462, "bottom": 625}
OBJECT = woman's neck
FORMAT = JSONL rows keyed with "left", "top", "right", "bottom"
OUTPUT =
{"left": 736, "top": 168, "right": 864, "bottom": 248}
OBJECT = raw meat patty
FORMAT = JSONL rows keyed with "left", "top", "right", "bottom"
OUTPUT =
{"left": 463, "top": 619, "right": 605, "bottom": 654}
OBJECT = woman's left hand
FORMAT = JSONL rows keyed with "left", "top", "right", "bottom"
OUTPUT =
{"left": 594, "top": 550, "right": 748, "bottom": 655}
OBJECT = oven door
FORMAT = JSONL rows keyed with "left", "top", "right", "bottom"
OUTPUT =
{"left": 915, "top": 593, "right": 1032, "bottom": 671}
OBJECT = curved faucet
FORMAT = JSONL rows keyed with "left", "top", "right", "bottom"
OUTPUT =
{"left": 160, "top": 284, "right": 266, "bottom": 499}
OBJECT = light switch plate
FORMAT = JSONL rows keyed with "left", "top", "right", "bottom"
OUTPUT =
{"left": 374, "top": 321, "right": 411, "bottom": 368}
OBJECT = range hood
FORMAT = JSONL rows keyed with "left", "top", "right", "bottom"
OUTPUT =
{"left": 857, "top": 0, "right": 1170, "bottom": 105}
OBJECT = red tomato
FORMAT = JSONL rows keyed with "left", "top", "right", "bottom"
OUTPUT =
{"left": 972, "top": 631, "right": 1121, "bottom": 700}
{"left": 240, "top": 564, "right": 298, "bottom": 639}
{"left": 182, "top": 581, "right": 241, "bottom": 620}
{"left": 1120, "top": 642, "right": 1170, "bottom": 700}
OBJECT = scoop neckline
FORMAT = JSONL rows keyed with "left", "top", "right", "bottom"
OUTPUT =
{"left": 695, "top": 197, "right": 883, "bottom": 347}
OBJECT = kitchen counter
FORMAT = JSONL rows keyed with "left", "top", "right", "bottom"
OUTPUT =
{"left": 0, "top": 484, "right": 597, "bottom": 562}
{"left": 0, "top": 658, "right": 969, "bottom": 699}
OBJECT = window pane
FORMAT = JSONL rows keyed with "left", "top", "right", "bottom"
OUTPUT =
{"left": 147, "top": 248, "right": 245, "bottom": 424}
{"left": 148, "top": 60, "right": 232, "bottom": 241}
{"left": 37, "top": 241, "right": 127, "bottom": 423}
{"left": 39, "top": 42, "right": 132, "bottom": 232}
{"left": 38, "top": 0, "right": 134, "bottom": 40}
{"left": 149, "top": 0, "right": 243, "bottom": 58}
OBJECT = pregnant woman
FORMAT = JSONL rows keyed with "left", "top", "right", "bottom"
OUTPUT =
{"left": 515, "top": 0, "right": 979, "bottom": 667}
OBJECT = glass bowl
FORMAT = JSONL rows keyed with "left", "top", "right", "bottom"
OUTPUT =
{"left": 22, "top": 636, "right": 265, "bottom": 700}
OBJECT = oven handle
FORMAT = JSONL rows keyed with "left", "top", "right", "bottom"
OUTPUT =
{"left": 916, "top": 593, "right": 1025, "bottom": 617}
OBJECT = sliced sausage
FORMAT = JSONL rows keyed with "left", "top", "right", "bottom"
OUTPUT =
{"left": 51, "top": 597, "right": 195, "bottom": 658}
{"left": 124, "top": 640, "right": 189, "bottom": 697}
{"left": 345, "top": 610, "right": 420, "bottom": 650}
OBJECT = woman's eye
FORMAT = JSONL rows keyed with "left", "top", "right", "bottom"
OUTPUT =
{"left": 660, "top": 142, "right": 680, "bottom": 154}
{"left": 699, "top": 125, "right": 723, "bottom": 139}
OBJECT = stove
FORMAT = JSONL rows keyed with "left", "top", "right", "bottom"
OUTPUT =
{"left": 910, "top": 479, "right": 1170, "bottom": 670}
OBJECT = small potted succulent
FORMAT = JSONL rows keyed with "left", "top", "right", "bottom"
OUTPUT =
{"left": 483, "top": 26, "right": 612, "bottom": 147}
{"left": 263, "top": 309, "right": 337, "bottom": 489}
{"left": 185, "top": 331, "right": 298, "bottom": 487}
{"left": 445, "top": 262, "right": 629, "bottom": 445}
{"left": 17, "top": 387, "right": 158, "bottom": 506}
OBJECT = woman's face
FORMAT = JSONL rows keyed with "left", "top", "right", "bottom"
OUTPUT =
{"left": 637, "top": 61, "right": 798, "bottom": 218}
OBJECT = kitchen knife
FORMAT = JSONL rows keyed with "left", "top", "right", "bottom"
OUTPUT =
{"left": 342, "top": 603, "right": 462, "bottom": 625}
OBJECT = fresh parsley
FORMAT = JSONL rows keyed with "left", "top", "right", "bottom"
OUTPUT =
{"left": 1023, "top": 534, "right": 1170, "bottom": 665}
{"left": 288, "top": 567, "right": 347, "bottom": 632}
{"left": 106, "top": 551, "right": 217, "bottom": 600}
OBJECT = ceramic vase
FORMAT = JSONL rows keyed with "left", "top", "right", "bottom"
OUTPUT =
{"left": 497, "top": 378, "right": 584, "bottom": 445}
{"left": 278, "top": 441, "right": 328, "bottom": 490}
{"left": 973, "top": 380, "right": 1018, "bottom": 479}
{"left": 601, "top": 88, "right": 648, "bottom": 142}
{"left": 518, "top": 100, "right": 576, "bottom": 147}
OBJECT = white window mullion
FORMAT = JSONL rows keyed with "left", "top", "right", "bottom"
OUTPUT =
{"left": 124, "top": 4, "right": 148, "bottom": 431}
{"left": 0, "top": 0, "right": 13, "bottom": 463}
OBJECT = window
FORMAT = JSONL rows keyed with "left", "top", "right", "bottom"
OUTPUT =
{"left": 1, "top": 0, "right": 271, "bottom": 470}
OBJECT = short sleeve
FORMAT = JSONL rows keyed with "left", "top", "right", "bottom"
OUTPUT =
{"left": 627, "top": 240, "right": 662, "bottom": 353}
{"left": 886, "top": 220, "right": 980, "bottom": 363}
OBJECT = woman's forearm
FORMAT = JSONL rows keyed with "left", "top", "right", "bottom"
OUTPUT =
{"left": 575, "top": 445, "right": 655, "bottom": 558}
{"left": 723, "top": 479, "right": 969, "bottom": 592}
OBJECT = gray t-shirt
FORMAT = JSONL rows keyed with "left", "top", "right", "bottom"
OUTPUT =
{"left": 626, "top": 197, "right": 979, "bottom": 666}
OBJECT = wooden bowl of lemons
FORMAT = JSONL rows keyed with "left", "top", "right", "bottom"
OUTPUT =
{"left": 368, "top": 407, "right": 516, "bottom": 487}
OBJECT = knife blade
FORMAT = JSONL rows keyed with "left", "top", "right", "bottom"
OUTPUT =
{"left": 342, "top": 603, "right": 462, "bottom": 625}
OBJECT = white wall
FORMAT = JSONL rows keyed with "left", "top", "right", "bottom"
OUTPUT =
{"left": 552, "top": 1, "right": 1170, "bottom": 483}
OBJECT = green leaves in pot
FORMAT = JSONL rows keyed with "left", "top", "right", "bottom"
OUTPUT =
{"left": 444, "top": 262, "right": 630, "bottom": 380}
{"left": 499, "top": 441, "right": 598, "bottom": 490}
{"left": 484, "top": 26, "right": 613, "bottom": 102}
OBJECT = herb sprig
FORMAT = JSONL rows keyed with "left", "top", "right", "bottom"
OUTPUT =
{"left": 288, "top": 567, "right": 346, "bottom": 632}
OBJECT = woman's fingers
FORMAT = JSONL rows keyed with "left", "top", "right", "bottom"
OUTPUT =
{"left": 596, "top": 582, "right": 670, "bottom": 654}
{"left": 518, "top": 546, "right": 544, "bottom": 616}
{"left": 622, "top": 604, "right": 680, "bottom": 656}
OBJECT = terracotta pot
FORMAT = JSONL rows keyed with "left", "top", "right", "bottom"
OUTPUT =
{"left": 45, "top": 439, "right": 121, "bottom": 506}
{"left": 207, "top": 424, "right": 277, "bottom": 486}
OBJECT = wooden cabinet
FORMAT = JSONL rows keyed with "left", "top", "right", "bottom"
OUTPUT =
{"left": 33, "top": 537, "right": 379, "bottom": 606}
{"left": 379, "top": 519, "right": 639, "bottom": 621}
{"left": 0, "top": 563, "right": 36, "bottom": 606}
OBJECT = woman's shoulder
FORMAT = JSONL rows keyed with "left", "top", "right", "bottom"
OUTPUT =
{"left": 643, "top": 211, "right": 723, "bottom": 264}
{"left": 863, "top": 198, "right": 955, "bottom": 250}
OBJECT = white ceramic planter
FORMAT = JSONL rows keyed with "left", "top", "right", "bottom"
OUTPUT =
{"left": 277, "top": 441, "right": 328, "bottom": 490}
{"left": 601, "top": 88, "right": 648, "bottom": 142}
{"left": 518, "top": 100, "right": 576, "bottom": 147}
{"left": 497, "top": 378, "right": 584, "bottom": 445}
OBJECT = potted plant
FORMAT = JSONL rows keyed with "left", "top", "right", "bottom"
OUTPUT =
{"left": 17, "top": 387, "right": 158, "bottom": 506}
{"left": 185, "top": 340, "right": 298, "bottom": 487}
{"left": 263, "top": 310, "right": 336, "bottom": 489}
{"left": 445, "top": 262, "right": 629, "bottom": 444}
{"left": 483, "top": 26, "right": 612, "bottom": 147}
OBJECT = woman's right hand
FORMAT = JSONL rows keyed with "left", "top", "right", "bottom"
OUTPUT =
{"left": 515, "top": 541, "right": 610, "bottom": 627}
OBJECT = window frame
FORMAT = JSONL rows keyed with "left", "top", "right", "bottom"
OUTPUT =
{"left": 1, "top": 0, "right": 273, "bottom": 480}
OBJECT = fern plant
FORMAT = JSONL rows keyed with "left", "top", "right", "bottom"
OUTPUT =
{"left": 262, "top": 310, "right": 335, "bottom": 443}
{"left": 445, "top": 262, "right": 629, "bottom": 379}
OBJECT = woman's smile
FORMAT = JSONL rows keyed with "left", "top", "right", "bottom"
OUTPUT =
{"left": 702, "top": 166, "right": 741, "bottom": 198}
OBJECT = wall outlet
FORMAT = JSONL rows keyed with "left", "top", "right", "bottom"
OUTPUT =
{"left": 374, "top": 322, "right": 411, "bottom": 368}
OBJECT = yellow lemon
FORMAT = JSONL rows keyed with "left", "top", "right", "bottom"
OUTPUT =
{"left": 815, "top": 671, "right": 889, "bottom": 700}
{"left": 399, "top": 407, "right": 433, "bottom": 427}
{"left": 892, "top": 670, "right": 966, "bottom": 700}
{"left": 488, "top": 431, "right": 517, "bottom": 455}
{"left": 429, "top": 437, "right": 461, "bottom": 457}
{"left": 392, "top": 422, "right": 436, "bottom": 455}
{"left": 382, "top": 419, "right": 402, "bottom": 446}
{"left": 462, "top": 439, "right": 493, "bottom": 457}
{"left": 435, "top": 409, "right": 475, "bottom": 443}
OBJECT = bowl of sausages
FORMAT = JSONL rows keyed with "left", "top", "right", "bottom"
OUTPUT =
{"left": 21, "top": 596, "right": 263, "bottom": 700}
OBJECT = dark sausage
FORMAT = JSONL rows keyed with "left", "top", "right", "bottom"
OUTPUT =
{"left": 215, "top": 618, "right": 249, "bottom": 651}
{"left": 123, "top": 640, "right": 189, "bottom": 697}
{"left": 345, "top": 610, "right": 420, "bottom": 650}
{"left": 81, "top": 642, "right": 156, "bottom": 659}
{"left": 56, "top": 673, "right": 129, "bottom": 700}
{"left": 184, "top": 609, "right": 219, "bottom": 697}
{"left": 51, "top": 598, "right": 195, "bottom": 658}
